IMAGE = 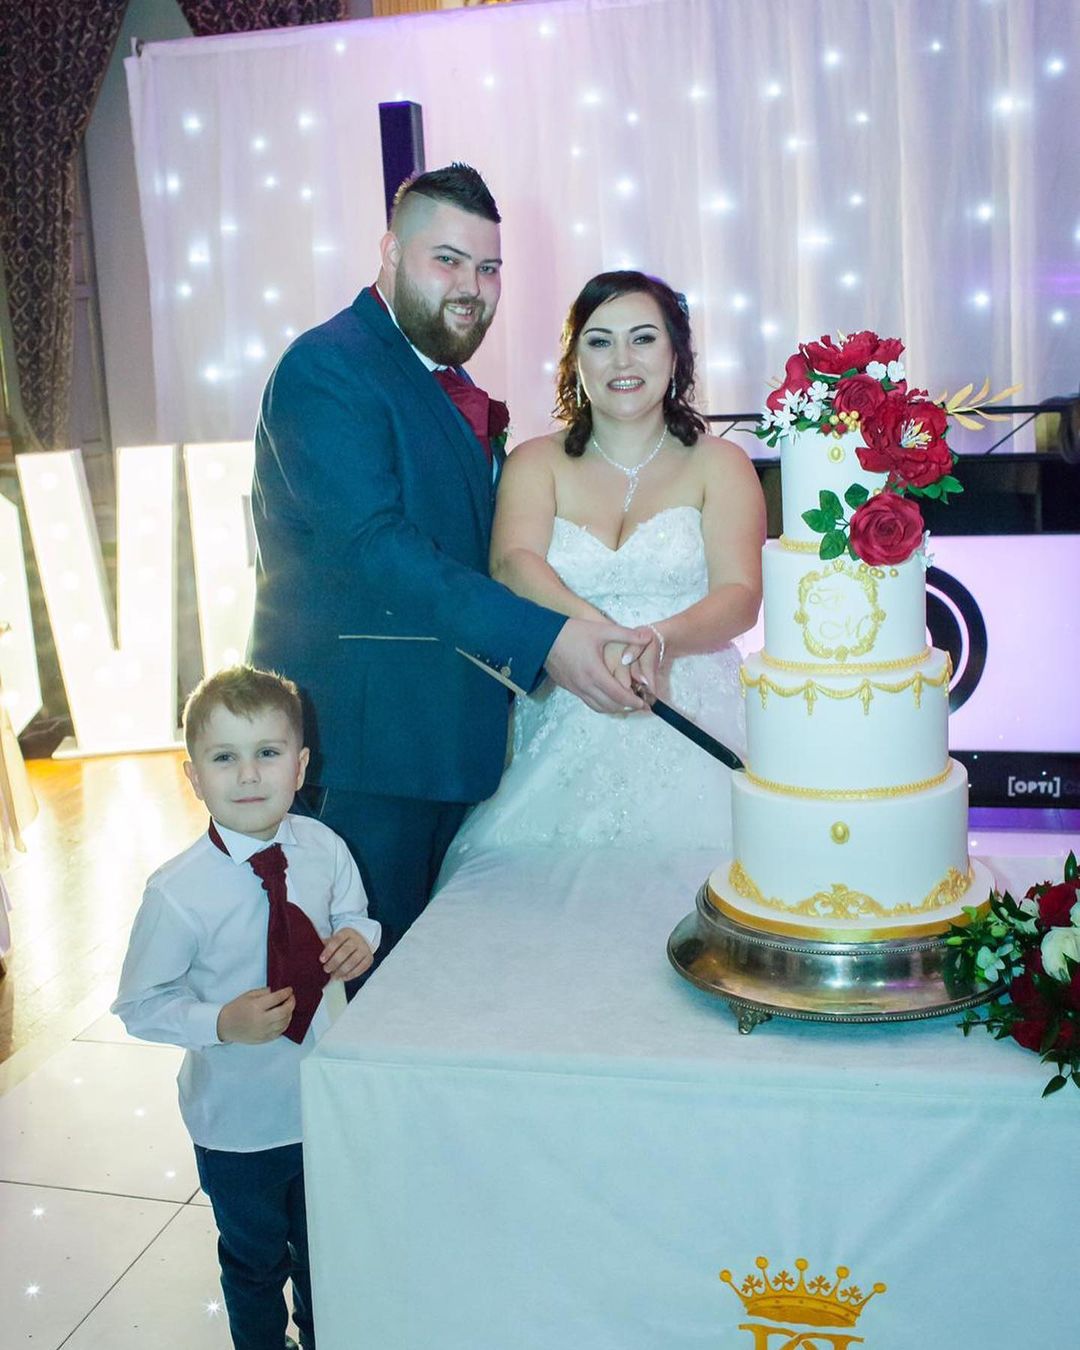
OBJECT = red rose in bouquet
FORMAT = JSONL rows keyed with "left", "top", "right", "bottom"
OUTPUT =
{"left": 765, "top": 352, "right": 813, "bottom": 411}
{"left": 950, "top": 851, "right": 1080, "bottom": 1096}
{"left": 1038, "top": 881, "right": 1080, "bottom": 928}
{"left": 847, "top": 492, "right": 924, "bottom": 565}
{"left": 832, "top": 373, "right": 887, "bottom": 423}
{"left": 1011, "top": 1016, "right": 1051, "bottom": 1053}
{"left": 800, "top": 330, "right": 880, "bottom": 375}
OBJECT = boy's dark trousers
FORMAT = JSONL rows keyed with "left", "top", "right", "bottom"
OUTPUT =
{"left": 194, "top": 1141, "right": 314, "bottom": 1350}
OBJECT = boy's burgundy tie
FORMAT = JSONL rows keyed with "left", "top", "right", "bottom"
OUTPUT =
{"left": 208, "top": 822, "right": 328, "bottom": 1044}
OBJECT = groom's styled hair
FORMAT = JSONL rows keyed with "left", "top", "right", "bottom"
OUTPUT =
{"left": 390, "top": 163, "right": 501, "bottom": 228}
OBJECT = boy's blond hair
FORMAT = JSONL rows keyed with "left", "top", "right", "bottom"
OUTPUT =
{"left": 183, "top": 665, "right": 303, "bottom": 754}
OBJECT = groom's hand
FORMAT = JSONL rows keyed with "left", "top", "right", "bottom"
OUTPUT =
{"left": 545, "top": 619, "right": 653, "bottom": 713}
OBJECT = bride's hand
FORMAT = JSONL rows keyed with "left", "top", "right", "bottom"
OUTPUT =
{"left": 603, "top": 642, "right": 636, "bottom": 696}
{"left": 629, "top": 627, "right": 665, "bottom": 700}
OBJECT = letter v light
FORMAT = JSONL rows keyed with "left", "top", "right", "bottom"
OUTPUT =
{"left": 17, "top": 446, "right": 178, "bottom": 754}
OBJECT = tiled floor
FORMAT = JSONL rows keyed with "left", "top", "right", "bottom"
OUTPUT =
{"left": 0, "top": 1008, "right": 302, "bottom": 1348}
{"left": 1, "top": 820, "right": 1077, "bottom": 1348}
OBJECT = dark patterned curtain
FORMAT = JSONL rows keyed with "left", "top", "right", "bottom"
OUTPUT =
{"left": 0, "top": 2, "right": 128, "bottom": 449}
{"left": 0, "top": 0, "right": 345, "bottom": 452}
{"left": 177, "top": 0, "right": 345, "bottom": 36}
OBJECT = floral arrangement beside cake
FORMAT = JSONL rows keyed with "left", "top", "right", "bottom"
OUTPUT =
{"left": 947, "top": 853, "right": 1080, "bottom": 1096}
{"left": 704, "top": 331, "right": 1010, "bottom": 943}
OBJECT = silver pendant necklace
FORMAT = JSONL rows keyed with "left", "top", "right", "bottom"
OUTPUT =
{"left": 589, "top": 427, "right": 668, "bottom": 512}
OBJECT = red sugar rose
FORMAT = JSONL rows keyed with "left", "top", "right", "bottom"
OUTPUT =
{"left": 847, "top": 493, "right": 924, "bottom": 565}
{"left": 832, "top": 373, "right": 888, "bottom": 422}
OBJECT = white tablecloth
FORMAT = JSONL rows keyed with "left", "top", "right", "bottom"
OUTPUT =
{"left": 302, "top": 848, "right": 1077, "bottom": 1350}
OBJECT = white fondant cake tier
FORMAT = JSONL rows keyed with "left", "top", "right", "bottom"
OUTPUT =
{"left": 779, "top": 428, "right": 886, "bottom": 544}
{"left": 741, "top": 648, "right": 951, "bottom": 791}
{"left": 726, "top": 759, "right": 972, "bottom": 936}
{"left": 761, "top": 541, "right": 929, "bottom": 667}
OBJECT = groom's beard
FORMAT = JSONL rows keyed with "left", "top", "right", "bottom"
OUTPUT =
{"left": 393, "top": 263, "right": 495, "bottom": 367}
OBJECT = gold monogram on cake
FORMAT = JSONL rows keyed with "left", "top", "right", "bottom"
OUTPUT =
{"left": 794, "top": 561, "right": 885, "bottom": 662}
{"left": 720, "top": 1256, "right": 886, "bottom": 1348}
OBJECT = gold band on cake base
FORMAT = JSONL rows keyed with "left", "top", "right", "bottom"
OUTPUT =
{"left": 706, "top": 860, "right": 984, "bottom": 942}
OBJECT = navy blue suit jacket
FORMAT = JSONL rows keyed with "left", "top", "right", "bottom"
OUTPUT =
{"left": 249, "top": 288, "right": 565, "bottom": 801}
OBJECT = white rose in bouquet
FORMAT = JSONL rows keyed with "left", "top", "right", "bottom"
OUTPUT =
{"left": 1040, "top": 925, "right": 1080, "bottom": 982}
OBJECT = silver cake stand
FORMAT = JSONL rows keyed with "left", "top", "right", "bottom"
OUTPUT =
{"left": 668, "top": 860, "right": 1001, "bottom": 1033}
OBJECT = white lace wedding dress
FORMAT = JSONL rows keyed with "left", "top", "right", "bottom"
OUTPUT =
{"left": 439, "top": 506, "right": 746, "bottom": 879}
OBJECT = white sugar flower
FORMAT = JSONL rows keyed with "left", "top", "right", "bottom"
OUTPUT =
{"left": 803, "top": 402, "right": 824, "bottom": 422}
{"left": 808, "top": 380, "right": 830, "bottom": 402}
{"left": 781, "top": 388, "right": 806, "bottom": 413}
{"left": 774, "top": 407, "right": 797, "bottom": 431}
{"left": 865, "top": 360, "right": 886, "bottom": 380}
{"left": 917, "top": 530, "right": 933, "bottom": 570}
{"left": 887, "top": 359, "right": 906, "bottom": 382}
{"left": 1041, "top": 925, "right": 1080, "bottom": 982}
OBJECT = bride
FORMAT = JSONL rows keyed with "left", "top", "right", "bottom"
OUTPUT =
{"left": 441, "top": 270, "right": 765, "bottom": 869}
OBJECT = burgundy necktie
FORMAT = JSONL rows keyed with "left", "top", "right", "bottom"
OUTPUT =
{"left": 434, "top": 367, "right": 507, "bottom": 462}
{"left": 208, "top": 821, "right": 328, "bottom": 1044}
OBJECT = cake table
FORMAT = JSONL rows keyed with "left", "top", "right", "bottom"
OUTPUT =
{"left": 301, "top": 846, "right": 1076, "bottom": 1350}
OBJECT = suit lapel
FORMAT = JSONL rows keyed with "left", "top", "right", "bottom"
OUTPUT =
{"left": 353, "top": 291, "right": 493, "bottom": 527}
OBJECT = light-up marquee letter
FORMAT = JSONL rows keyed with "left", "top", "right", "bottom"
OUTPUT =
{"left": 183, "top": 441, "right": 256, "bottom": 674}
{"left": 17, "top": 446, "right": 178, "bottom": 754}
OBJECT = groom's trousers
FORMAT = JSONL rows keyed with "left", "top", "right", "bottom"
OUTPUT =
{"left": 296, "top": 785, "right": 469, "bottom": 985}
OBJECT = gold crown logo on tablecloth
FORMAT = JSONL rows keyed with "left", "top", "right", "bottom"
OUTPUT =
{"left": 720, "top": 1257, "right": 886, "bottom": 1329}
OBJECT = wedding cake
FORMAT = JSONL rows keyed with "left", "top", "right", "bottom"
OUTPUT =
{"left": 706, "top": 332, "right": 985, "bottom": 941}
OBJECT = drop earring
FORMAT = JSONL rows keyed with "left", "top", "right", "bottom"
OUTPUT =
{"left": 576, "top": 374, "right": 583, "bottom": 408}
{"left": 669, "top": 372, "right": 677, "bottom": 400}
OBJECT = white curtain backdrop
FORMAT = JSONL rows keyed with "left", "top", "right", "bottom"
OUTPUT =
{"left": 126, "top": 0, "right": 1080, "bottom": 447}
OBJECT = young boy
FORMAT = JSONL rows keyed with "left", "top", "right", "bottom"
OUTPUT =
{"left": 113, "top": 665, "right": 379, "bottom": 1350}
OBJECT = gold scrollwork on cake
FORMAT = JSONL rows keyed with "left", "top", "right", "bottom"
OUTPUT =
{"left": 760, "top": 646, "right": 931, "bottom": 675}
{"left": 741, "top": 654, "right": 952, "bottom": 714}
{"left": 794, "top": 560, "right": 886, "bottom": 661}
{"left": 728, "top": 859, "right": 974, "bottom": 919}
{"left": 742, "top": 764, "right": 953, "bottom": 799}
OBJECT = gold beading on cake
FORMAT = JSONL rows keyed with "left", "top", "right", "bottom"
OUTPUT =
{"left": 741, "top": 654, "right": 952, "bottom": 715}
{"left": 760, "top": 646, "right": 931, "bottom": 675}
{"left": 778, "top": 534, "right": 822, "bottom": 553}
{"left": 728, "top": 858, "right": 974, "bottom": 919}
{"left": 742, "top": 764, "right": 953, "bottom": 799}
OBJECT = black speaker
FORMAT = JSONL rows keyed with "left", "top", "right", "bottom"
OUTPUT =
{"left": 378, "top": 102, "right": 425, "bottom": 225}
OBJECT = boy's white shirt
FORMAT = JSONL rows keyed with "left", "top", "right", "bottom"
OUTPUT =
{"left": 111, "top": 812, "right": 379, "bottom": 1152}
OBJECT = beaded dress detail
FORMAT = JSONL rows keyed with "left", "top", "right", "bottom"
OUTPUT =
{"left": 442, "top": 506, "right": 745, "bottom": 870}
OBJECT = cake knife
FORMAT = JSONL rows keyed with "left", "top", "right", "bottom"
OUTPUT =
{"left": 633, "top": 683, "right": 746, "bottom": 772}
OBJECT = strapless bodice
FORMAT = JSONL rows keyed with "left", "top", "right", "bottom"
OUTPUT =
{"left": 547, "top": 505, "right": 708, "bottom": 626}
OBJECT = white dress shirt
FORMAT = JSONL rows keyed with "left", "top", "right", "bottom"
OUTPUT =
{"left": 112, "top": 813, "right": 380, "bottom": 1152}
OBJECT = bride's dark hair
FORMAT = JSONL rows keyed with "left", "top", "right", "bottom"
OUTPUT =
{"left": 553, "top": 271, "right": 707, "bottom": 458}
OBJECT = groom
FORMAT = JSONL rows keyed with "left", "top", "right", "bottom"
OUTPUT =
{"left": 250, "top": 163, "right": 648, "bottom": 962}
